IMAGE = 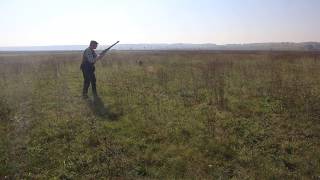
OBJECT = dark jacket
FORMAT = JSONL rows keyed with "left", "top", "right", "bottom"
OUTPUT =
{"left": 81, "top": 48, "right": 97, "bottom": 71}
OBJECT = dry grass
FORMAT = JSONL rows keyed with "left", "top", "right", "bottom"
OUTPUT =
{"left": 0, "top": 50, "right": 319, "bottom": 179}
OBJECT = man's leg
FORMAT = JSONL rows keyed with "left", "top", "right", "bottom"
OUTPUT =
{"left": 91, "top": 72, "right": 97, "bottom": 97}
{"left": 82, "top": 69, "right": 91, "bottom": 98}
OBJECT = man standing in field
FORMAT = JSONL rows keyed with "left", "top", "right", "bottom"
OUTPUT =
{"left": 80, "top": 40, "right": 106, "bottom": 98}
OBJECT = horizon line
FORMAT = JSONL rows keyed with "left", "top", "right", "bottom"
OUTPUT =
{"left": 1, "top": 41, "right": 320, "bottom": 48}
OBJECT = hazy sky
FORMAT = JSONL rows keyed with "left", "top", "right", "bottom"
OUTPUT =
{"left": 1, "top": 0, "right": 319, "bottom": 46}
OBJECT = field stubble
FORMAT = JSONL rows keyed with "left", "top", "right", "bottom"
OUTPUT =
{"left": 0, "top": 50, "right": 319, "bottom": 179}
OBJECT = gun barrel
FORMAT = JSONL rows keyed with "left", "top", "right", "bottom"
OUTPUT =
{"left": 107, "top": 41, "right": 120, "bottom": 50}
{"left": 101, "top": 41, "right": 120, "bottom": 54}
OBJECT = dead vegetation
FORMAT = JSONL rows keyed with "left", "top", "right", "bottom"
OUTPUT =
{"left": 0, "top": 50, "right": 319, "bottom": 179}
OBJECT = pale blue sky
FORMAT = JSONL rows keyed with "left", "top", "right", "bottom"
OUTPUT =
{"left": 1, "top": 0, "right": 319, "bottom": 46}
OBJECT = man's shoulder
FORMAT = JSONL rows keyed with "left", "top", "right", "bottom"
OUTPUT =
{"left": 83, "top": 48, "right": 93, "bottom": 54}
{"left": 83, "top": 47, "right": 95, "bottom": 54}
{"left": 84, "top": 47, "right": 90, "bottom": 52}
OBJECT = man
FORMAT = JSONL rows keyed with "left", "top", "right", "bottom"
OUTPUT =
{"left": 80, "top": 40, "right": 106, "bottom": 98}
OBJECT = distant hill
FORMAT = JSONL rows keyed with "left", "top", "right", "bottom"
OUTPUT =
{"left": 1, "top": 42, "right": 320, "bottom": 51}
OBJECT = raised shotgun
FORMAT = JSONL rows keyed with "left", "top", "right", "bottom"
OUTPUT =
{"left": 100, "top": 41, "right": 120, "bottom": 55}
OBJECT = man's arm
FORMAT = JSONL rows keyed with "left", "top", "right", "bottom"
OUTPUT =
{"left": 84, "top": 41, "right": 119, "bottom": 64}
{"left": 84, "top": 49, "right": 105, "bottom": 64}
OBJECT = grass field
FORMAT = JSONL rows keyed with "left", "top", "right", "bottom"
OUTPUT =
{"left": 0, "top": 50, "right": 319, "bottom": 179}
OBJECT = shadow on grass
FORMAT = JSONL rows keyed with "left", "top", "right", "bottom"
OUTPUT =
{"left": 86, "top": 96, "right": 122, "bottom": 121}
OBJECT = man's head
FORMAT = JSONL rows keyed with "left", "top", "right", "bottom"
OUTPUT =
{"left": 89, "top": 40, "right": 98, "bottom": 49}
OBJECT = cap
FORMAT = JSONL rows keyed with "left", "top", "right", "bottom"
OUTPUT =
{"left": 90, "top": 40, "right": 98, "bottom": 45}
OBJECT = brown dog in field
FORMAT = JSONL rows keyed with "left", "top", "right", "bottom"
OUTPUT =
{"left": 136, "top": 60, "right": 143, "bottom": 66}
